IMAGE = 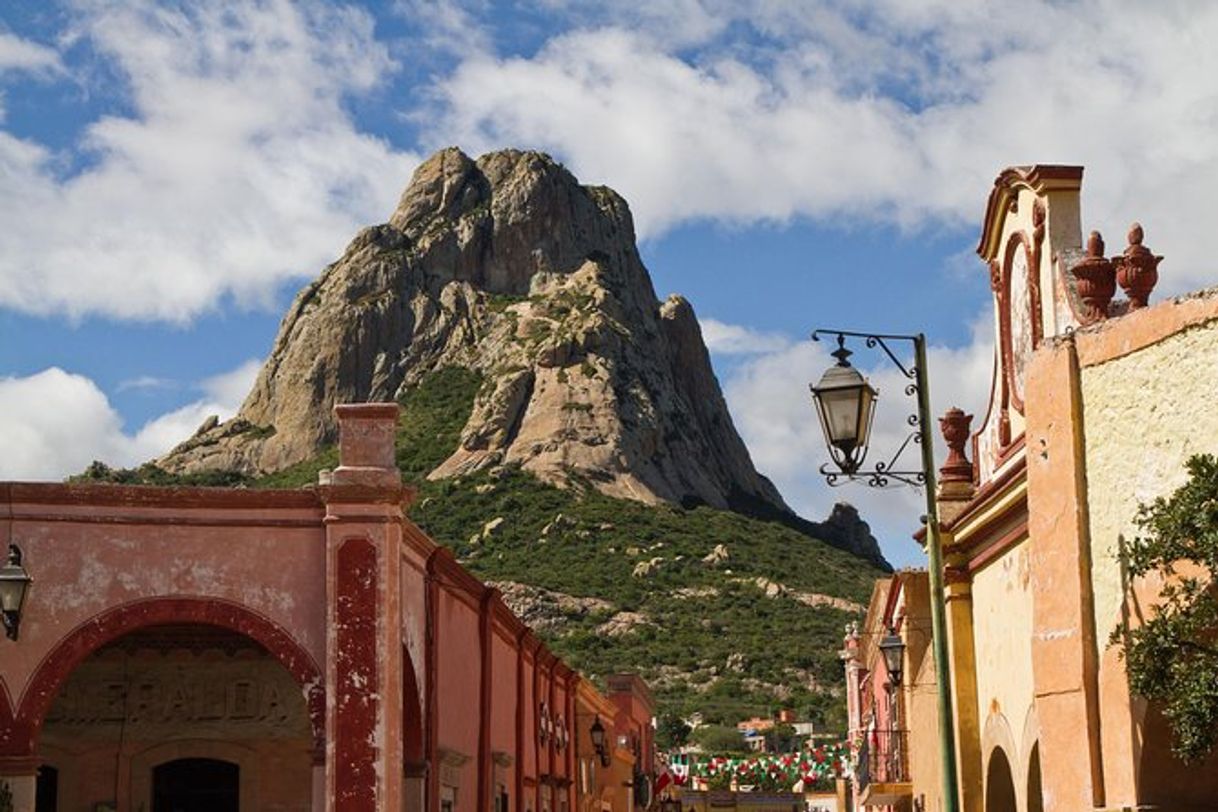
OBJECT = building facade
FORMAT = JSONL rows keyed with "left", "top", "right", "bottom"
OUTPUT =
{"left": 843, "top": 572, "right": 940, "bottom": 812}
{"left": 0, "top": 403, "right": 652, "bottom": 812}
{"left": 854, "top": 166, "right": 1218, "bottom": 811}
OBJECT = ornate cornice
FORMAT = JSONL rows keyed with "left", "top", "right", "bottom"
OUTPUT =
{"left": 976, "top": 165, "right": 1083, "bottom": 261}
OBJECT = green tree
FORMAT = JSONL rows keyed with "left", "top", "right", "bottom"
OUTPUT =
{"left": 764, "top": 723, "right": 798, "bottom": 753}
{"left": 1113, "top": 454, "right": 1218, "bottom": 762}
{"left": 691, "top": 724, "right": 747, "bottom": 754}
{"left": 656, "top": 712, "right": 692, "bottom": 750}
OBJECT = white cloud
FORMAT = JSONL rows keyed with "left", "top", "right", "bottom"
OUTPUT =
{"left": 701, "top": 318, "right": 791, "bottom": 355}
{"left": 0, "top": 31, "right": 64, "bottom": 122}
{"left": 721, "top": 312, "right": 994, "bottom": 567}
{"left": 117, "top": 375, "right": 177, "bottom": 393}
{"left": 200, "top": 358, "right": 262, "bottom": 411}
{"left": 0, "top": 32, "right": 62, "bottom": 74}
{"left": 0, "top": 0, "right": 418, "bottom": 322}
{"left": 0, "top": 358, "right": 260, "bottom": 481}
{"left": 423, "top": 1, "right": 1218, "bottom": 293}
{"left": 392, "top": 0, "right": 493, "bottom": 57}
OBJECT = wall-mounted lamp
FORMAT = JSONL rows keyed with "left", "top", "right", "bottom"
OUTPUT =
{"left": 879, "top": 625, "right": 906, "bottom": 687}
{"left": 0, "top": 545, "right": 33, "bottom": 641}
{"left": 590, "top": 716, "right": 610, "bottom": 767}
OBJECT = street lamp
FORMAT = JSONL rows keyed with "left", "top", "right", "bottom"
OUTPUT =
{"left": 590, "top": 716, "right": 611, "bottom": 767}
{"left": 809, "top": 335, "right": 878, "bottom": 475}
{"left": 879, "top": 626, "right": 905, "bottom": 687}
{"left": 809, "top": 329, "right": 959, "bottom": 812}
{"left": 879, "top": 625, "right": 907, "bottom": 783}
{"left": 0, "top": 544, "right": 33, "bottom": 641}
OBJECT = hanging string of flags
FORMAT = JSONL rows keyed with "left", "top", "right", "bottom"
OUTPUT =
{"left": 665, "top": 743, "right": 850, "bottom": 792}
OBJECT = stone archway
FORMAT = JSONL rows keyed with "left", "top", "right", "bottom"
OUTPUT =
{"left": 981, "top": 711, "right": 1021, "bottom": 812}
{"left": 13, "top": 597, "right": 325, "bottom": 757}
{"left": 985, "top": 747, "right": 1018, "bottom": 812}
{"left": 25, "top": 606, "right": 321, "bottom": 812}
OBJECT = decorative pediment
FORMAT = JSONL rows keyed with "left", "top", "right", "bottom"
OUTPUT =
{"left": 972, "top": 165, "right": 1166, "bottom": 489}
{"left": 974, "top": 165, "right": 1084, "bottom": 484}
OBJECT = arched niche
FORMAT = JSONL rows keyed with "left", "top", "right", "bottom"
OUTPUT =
{"left": 985, "top": 747, "right": 1018, "bottom": 812}
{"left": 13, "top": 597, "right": 325, "bottom": 757}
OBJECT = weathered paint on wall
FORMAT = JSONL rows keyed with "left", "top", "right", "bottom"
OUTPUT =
{"left": 1080, "top": 317, "right": 1218, "bottom": 648}
{"left": 970, "top": 540, "right": 1034, "bottom": 763}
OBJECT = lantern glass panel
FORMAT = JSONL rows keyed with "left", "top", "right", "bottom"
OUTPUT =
{"left": 817, "top": 385, "right": 865, "bottom": 450}
{"left": 590, "top": 717, "right": 606, "bottom": 751}
{"left": 0, "top": 568, "right": 29, "bottom": 614}
{"left": 879, "top": 630, "right": 905, "bottom": 684}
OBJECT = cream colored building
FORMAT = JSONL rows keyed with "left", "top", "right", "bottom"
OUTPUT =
{"left": 855, "top": 165, "right": 1218, "bottom": 811}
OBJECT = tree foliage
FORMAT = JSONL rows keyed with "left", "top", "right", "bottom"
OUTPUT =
{"left": 656, "top": 712, "right": 692, "bottom": 750}
{"left": 691, "top": 725, "right": 748, "bottom": 754}
{"left": 764, "top": 723, "right": 799, "bottom": 753}
{"left": 1114, "top": 454, "right": 1218, "bottom": 762}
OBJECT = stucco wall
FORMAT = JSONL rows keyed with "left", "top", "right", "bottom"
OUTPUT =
{"left": 1, "top": 488, "right": 327, "bottom": 729}
{"left": 437, "top": 589, "right": 482, "bottom": 811}
{"left": 971, "top": 539, "right": 1035, "bottom": 763}
{"left": 1080, "top": 318, "right": 1218, "bottom": 642}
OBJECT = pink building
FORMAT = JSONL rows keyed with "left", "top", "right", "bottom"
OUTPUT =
{"left": 842, "top": 571, "right": 937, "bottom": 811}
{"left": 0, "top": 403, "right": 649, "bottom": 812}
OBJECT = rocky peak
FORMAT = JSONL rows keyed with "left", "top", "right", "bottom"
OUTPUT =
{"left": 155, "top": 147, "right": 884, "bottom": 565}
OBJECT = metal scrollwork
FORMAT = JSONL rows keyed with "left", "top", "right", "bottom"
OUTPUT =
{"left": 811, "top": 329, "right": 928, "bottom": 490}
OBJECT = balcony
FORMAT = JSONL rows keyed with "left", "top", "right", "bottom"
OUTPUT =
{"left": 856, "top": 730, "right": 911, "bottom": 806}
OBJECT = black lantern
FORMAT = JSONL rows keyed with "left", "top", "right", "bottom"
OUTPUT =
{"left": 879, "top": 625, "right": 906, "bottom": 687}
{"left": 0, "top": 544, "right": 32, "bottom": 641}
{"left": 590, "top": 715, "right": 610, "bottom": 767}
{"left": 810, "top": 335, "right": 878, "bottom": 475}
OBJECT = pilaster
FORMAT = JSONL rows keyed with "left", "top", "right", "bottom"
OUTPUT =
{"left": 1025, "top": 337, "right": 1106, "bottom": 809}
{"left": 321, "top": 403, "right": 410, "bottom": 812}
{"left": 942, "top": 552, "right": 982, "bottom": 812}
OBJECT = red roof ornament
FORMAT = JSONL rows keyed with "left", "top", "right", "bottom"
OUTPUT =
{"left": 1115, "top": 222, "right": 1163, "bottom": 310}
{"left": 1070, "top": 230, "right": 1117, "bottom": 324}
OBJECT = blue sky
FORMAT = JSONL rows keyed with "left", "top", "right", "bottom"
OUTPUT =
{"left": 3, "top": 1, "right": 1217, "bottom": 567}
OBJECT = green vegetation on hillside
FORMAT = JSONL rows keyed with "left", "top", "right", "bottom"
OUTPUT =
{"left": 72, "top": 365, "right": 878, "bottom": 731}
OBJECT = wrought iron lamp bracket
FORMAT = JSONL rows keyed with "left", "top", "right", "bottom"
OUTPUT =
{"left": 812, "top": 329, "right": 926, "bottom": 490}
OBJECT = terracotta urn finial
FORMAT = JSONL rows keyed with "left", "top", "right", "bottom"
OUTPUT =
{"left": 1087, "top": 230, "right": 1104, "bottom": 257}
{"left": 1070, "top": 230, "right": 1116, "bottom": 323}
{"left": 938, "top": 407, "right": 974, "bottom": 483}
{"left": 1115, "top": 222, "right": 1163, "bottom": 310}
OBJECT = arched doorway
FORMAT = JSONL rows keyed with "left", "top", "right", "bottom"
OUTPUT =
{"left": 153, "top": 758, "right": 238, "bottom": 812}
{"left": 20, "top": 600, "right": 324, "bottom": 812}
{"left": 1026, "top": 743, "right": 1044, "bottom": 812}
{"left": 34, "top": 765, "right": 58, "bottom": 812}
{"left": 403, "top": 648, "right": 426, "bottom": 812}
{"left": 985, "top": 747, "right": 1017, "bottom": 812}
